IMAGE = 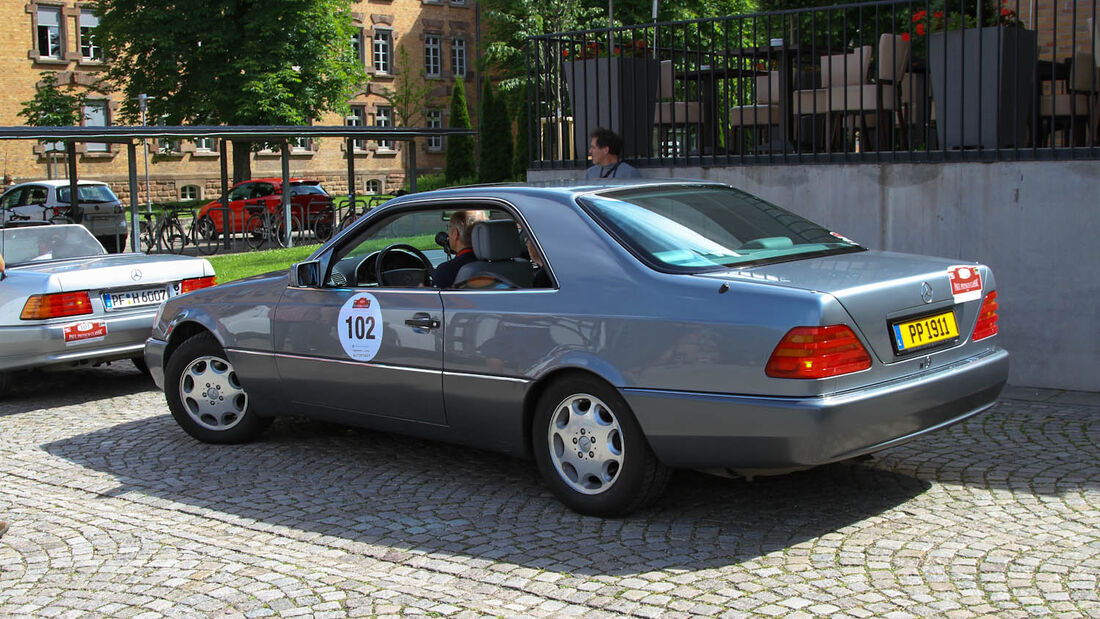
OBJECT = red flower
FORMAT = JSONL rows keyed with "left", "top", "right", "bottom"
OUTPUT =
{"left": 933, "top": 11, "right": 944, "bottom": 18}
{"left": 916, "top": 22, "right": 926, "bottom": 36}
{"left": 902, "top": 32, "right": 911, "bottom": 41}
{"left": 562, "top": 49, "right": 570, "bottom": 58}
{"left": 1001, "top": 7, "right": 1012, "bottom": 16}
{"left": 912, "top": 10, "right": 928, "bottom": 22}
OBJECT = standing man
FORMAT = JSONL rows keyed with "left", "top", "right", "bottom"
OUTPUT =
{"left": 585, "top": 128, "right": 640, "bottom": 179}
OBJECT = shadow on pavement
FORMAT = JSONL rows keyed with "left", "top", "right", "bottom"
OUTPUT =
{"left": 44, "top": 414, "right": 931, "bottom": 575}
{"left": 0, "top": 362, "right": 156, "bottom": 416}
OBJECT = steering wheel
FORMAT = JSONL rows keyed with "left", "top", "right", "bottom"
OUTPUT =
{"left": 375, "top": 243, "right": 433, "bottom": 287}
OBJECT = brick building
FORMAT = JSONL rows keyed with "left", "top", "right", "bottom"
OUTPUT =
{"left": 0, "top": 1, "right": 479, "bottom": 202}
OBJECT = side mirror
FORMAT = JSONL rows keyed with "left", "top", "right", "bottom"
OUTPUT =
{"left": 290, "top": 259, "right": 322, "bottom": 288}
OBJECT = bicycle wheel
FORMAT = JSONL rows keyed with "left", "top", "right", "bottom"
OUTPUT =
{"left": 191, "top": 215, "right": 220, "bottom": 255}
{"left": 312, "top": 206, "right": 335, "bottom": 242}
{"left": 160, "top": 220, "right": 187, "bottom": 254}
{"left": 274, "top": 215, "right": 303, "bottom": 248}
{"left": 139, "top": 219, "right": 156, "bottom": 253}
{"left": 245, "top": 214, "right": 267, "bottom": 250}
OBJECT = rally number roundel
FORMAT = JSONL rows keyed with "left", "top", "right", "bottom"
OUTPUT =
{"left": 338, "top": 292, "right": 383, "bottom": 361}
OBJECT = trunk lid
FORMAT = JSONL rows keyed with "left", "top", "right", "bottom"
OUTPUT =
{"left": 698, "top": 250, "right": 991, "bottom": 362}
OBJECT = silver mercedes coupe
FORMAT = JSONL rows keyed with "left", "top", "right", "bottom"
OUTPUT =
{"left": 145, "top": 181, "right": 1009, "bottom": 517}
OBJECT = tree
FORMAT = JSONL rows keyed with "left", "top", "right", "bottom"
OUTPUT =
{"left": 95, "top": 0, "right": 367, "bottom": 182}
{"left": 513, "top": 98, "right": 530, "bottom": 180}
{"left": 376, "top": 44, "right": 437, "bottom": 128}
{"left": 445, "top": 80, "right": 476, "bottom": 184}
{"left": 18, "top": 72, "right": 89, "bottom": 180}
{"left": 478, "top": 81, "right": 514, "bottom": 183}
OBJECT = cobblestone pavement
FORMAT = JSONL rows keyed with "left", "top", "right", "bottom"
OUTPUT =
{"left": 1, "top": 365, "right": 1097, "bottom": 618}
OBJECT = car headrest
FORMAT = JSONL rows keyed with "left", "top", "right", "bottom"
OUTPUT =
{"left": 470, "top": 219, "right": 524, "bottom": 261}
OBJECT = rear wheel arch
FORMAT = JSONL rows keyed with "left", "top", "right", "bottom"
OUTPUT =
{"left": 522, "top": 368, "right": 629, "bottom": 460}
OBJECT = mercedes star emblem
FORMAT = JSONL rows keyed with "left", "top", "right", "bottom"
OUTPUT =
{"left": 920, "top": 281, "right": 933, "bottom": 304}
{"left": 131, "top": 268, "right": 143, "bottom": 282}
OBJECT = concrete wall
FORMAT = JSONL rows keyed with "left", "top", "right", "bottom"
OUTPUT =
{"left": 530, "top": 161, "right": 1100, "bottom": 392}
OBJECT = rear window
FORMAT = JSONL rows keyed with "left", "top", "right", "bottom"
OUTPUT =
{"left": 290, "top": 183, "right": 329, "bottom": 196}
{"left": 0, "top": 224, "right": 106, "bottom": 265}
{"left": 579, "top": 185, "right": 863, "bottom": 272}
{"left": 57, "top": 184, "right": 118, "bottom": 204}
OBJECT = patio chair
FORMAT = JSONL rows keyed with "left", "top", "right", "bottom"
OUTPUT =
{"left": 654, "top": 60, "right": 703, "bottom": 156}
{"left": 823, "top": 34, "right": 911, "bottom": 151}
{"left": 728, "top": 71, "right": 781, "bottom": 153}
{"left": 792, "top": 45, "right": 873, "bottom": 151}
{"left": 1038, "top": 51, "right": 1098, "bottom": 146}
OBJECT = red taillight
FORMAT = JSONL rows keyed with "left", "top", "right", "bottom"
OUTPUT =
{"left": 21, "top": 291, "right": 93, "bottom": 320}
{"left": 180, "top": 276, "right": 217, "bottom": 294}
{"left": 971, "top": 291, "right": 999, "bottom": 341}
{"left": 766, "top": 325, "right": 872, "bottom": 379}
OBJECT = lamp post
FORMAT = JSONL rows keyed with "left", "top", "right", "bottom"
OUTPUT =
{"left": 137, "top": 94, "right": 151, "bottom": 214}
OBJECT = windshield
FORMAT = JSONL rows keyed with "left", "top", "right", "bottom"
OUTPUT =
{"left": 0, "top": 224, "right": 106, "bottom": 265}
{"left": 57, "top": 184, "right": 119, "bottom": 204}
{"left": 579, "top": 185, "right": 863, "bottom": 271}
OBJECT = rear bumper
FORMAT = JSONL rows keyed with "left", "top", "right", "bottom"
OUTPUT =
{"left": 624, "top": 347, "right": 1009, "bottom": 469}
{"left": 0, "top": 309, "right": 156, "bottom": 373}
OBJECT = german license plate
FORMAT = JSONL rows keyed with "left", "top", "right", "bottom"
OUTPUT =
{"left": 103, "top": 286, "right": 169, "bottom": 310}
{"left": 892, "top": 310, "right": 959, "bottom": 353}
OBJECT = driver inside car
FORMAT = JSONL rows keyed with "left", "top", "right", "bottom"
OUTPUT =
{"left": 431, "top": 209, "right": 487, "bottom": 288}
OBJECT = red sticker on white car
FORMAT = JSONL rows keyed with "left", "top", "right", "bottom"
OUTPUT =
{"left": 63, "top": 320, "right": 108, "bottom": 344}
{"left": 947, "top": 265, "right": 983, "bottom": 303}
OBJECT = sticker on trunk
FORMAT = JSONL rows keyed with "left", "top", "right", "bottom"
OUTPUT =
{"left": 63, "top": 320, "right": 108, "bottom": 344}
{"left": 947, "top": 265, "right": 983, "bottom": 303}
{"left": 338, "top": 293, "right": 383, "bottom": 361}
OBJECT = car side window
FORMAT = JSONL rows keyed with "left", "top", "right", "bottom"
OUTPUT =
{"left": 27, "top": 187, "right": 48, "bottom": 205}
{"left": 1, "top": 188, "right": 24, "bottom": 209}
{"left": 324, "top": 207, "right": 451, "bottom": 289}
{"left": 228, "top": 185, "right": 252, "bottom": 201}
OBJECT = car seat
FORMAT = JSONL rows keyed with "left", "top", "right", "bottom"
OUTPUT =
{"left": 454, "top": 220, "right": 534, "bottom": 289}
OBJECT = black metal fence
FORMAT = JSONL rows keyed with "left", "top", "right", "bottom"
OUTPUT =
{"left": 526, "top": 0, "right": 1100, "bottom": 168}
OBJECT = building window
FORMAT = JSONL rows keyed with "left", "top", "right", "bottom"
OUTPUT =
{"left": 373, "top": 30, "right": 391, "bottom": 74}
{"left": 83, "top": 101, "right": 109, "bottom": 152}
{"left": 427, "top": 109, "right": 443, "bottom": 151}
{"left": 365, "top": 179, "right": 382, "bottom": 194}
{"left": 37, "top": 6, "right": 63, "bottom": 59}
{"left": 347, "top": 106, "right": 366, "bottom": 151}
{"left": 375, "top": 106, "right": 393, "bottom": 150}
{"left": 350, "top": 28, "right": 364, "bottom": 64}
{"left": 424, "top": 35, "right": 441, "bottom": 78}
{"left": 292, "top": 136, "right": 312, "bottom": 152}
{"left": 451, "top": 0, "right": 466, "bottom": 5}
{"left": 451, "top": 39, "right": 466, "bottom": 78}
{"left": 79, "top": 9, "right": 101, "bottom": 61}
{"left": 180, "top": 185, "right": 200, "bottom": 200}
{"left": 193, "top": 137, "right": 214, "bottom": 152}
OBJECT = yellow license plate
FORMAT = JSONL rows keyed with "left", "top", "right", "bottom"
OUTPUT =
{"left": 892, "top": 310, "right": 959, "bottom": 352}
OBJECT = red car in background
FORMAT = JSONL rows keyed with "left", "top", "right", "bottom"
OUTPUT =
{"left": 194, "top": 178, "right": 334, "bottom": 238}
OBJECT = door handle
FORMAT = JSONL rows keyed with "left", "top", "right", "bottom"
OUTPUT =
{"left": 405, "top": 313, "right": 440, "bottom": 330}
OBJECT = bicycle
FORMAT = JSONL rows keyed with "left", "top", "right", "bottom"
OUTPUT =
{"left": 245, "top": 204, "right": 301, "bottom": 250}
{"left": 139, "top": 208, "right": 187, "bottom": 254}
{"left": 337, "top": 195, "right": 384, "bottom": 232}
{"left": 188, "top": 212, "right": 220, "bottom": 255}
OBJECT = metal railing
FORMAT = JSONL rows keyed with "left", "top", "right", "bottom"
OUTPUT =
{"left": 526, "top": 0, "right": 1100, "bottom": 169}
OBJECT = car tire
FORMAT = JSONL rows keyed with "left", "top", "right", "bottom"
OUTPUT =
{"left": 0, "top": 371, "right": 9, "bottom": 399}
{"left": 532, "top": 375, "right": 670, "bottom": 517}
{"left": 164, "top": 332, "right": 271, "bottom": 444}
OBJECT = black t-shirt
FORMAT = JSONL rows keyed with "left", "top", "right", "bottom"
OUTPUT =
{"left": 432, "top": 248, "right": 477, "bottom": 288}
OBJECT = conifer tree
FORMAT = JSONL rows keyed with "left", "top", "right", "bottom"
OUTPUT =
{"left": 445, "top": 80, "right": 476, "bottom": 184}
